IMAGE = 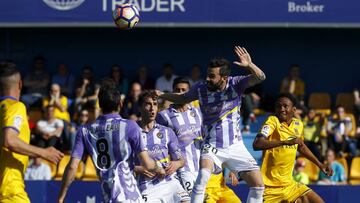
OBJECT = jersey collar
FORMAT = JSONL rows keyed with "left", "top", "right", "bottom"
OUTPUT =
{"left": 0, "top": 96, "right": 17, "bottom": 101}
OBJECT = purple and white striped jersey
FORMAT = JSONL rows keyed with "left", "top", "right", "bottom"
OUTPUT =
{"left": 156, "top": 105, "right": 202, "bottom": 173}
{"left": 136, "top": 123, "right": 182, "bottom": 191}
{"left": 183, "top": 75, "right": 250, "bottom": 149}
{"left": 72, "top": 114, "right": 146, "bottom": 203}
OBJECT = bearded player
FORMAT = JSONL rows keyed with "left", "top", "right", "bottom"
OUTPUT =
{"left": 156, "top": 46, "right": 266, "bottom": 203}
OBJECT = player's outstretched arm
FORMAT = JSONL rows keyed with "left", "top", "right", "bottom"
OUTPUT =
{"left": 155, "top": 90, "right": 191, "bottom": 105}
{"left": 3, "top": 128, "right": 64, "bottom": 163}
{"left": 253, "top": 134, "right": 301, "bottom": 150}
{"left": 233, "top": 46, "right": 266, "bottom": 87}
{"left": 297, "top": 143, "right": 334, "bottom": 177}
{"left": 57, "top": 157, "right": 81, "bottom": 203}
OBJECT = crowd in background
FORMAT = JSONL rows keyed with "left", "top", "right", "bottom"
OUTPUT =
{"left": 13, "top": 56, "right": 360, "bottom": 184}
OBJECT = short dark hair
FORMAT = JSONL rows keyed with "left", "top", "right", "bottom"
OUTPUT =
{"left": 0, "top": 62, "right": 20, "bottom": 92}
{"left": 98, "top": 79, "right": 121, "bottom": 113}
{"left": 208, "top": 57, "right": 231, "bottom": 76}
{"left": 277, "top": 93, "right": 297, "bottom": 107}
{"left": 0, "top": 62, "right": 19, "bottom": 78}
{"left": 172, "top": 77, "right": 190, "bottom": 89}
{"left": 138, "top": 90, "right": 157, "bottom": 106}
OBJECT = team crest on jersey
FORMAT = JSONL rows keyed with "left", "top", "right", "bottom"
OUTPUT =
{"left": 295, "top": 121, "right": 300, "bottom": 126}
{"left": 157, "top": 132, "right": 163, "bottom": 139}
{"left": 261, "top": 125, "right": 270, "bottom": 136}
{"left": 190, "top": 111, "right": 196, "bottom": 117}
{"left": 13, "top": 115, "right": 23, "bottom": 129}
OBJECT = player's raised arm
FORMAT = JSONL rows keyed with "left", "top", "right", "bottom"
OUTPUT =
{"left": 155, "top": 88, "right": 195, "bottom": 105}
{"left": 3, "top": 128, "right": 64, "bottom": 163}
{"left": 233, "top": 46, "right": 266, "bottom": 87}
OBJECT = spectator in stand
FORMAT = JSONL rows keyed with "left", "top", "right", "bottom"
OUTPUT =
{"left": 303, "top": 109, "right": 324, "bottom": 160}
{"left": 24, "top": 157, "right": 52, "bottom": 180}
{"left": 42, "top": 83, "right": 71, "bottom": 123}
{"left": 121, "top": 82, "right": 142, "bottom": 121}
{"left": 52, "top": 64, "right": 75, "bottom": 97}
{"left": 109, "top": 64, "right": 129, "bottom": 95}
{"left": 36, "top": 105, "right": 64, "bottom": 149}
{"left": 280, "top": 65, "right": 305, "bottom": 104}
{"left": 188, "top": 64, "right": 204, "bottom": 86}
{"left": 326, "top": 105, "right": 356, "bottom": 157}
{"left": 155, "top": 63, "right": 177, "bottom": 92}
{"left": 354, "top": 88, "right": 360, "bottom": 121}
{"left": 74, "top": 66, "right": 100, "bottom": 112}
{"left": 68, "top": 109, "right": 90, "bottom": 150}
{"left": 317, "top": 148, "right": 347, "bottom": 185}
{"left": 241, "top": 93, "right": 260, "bottom": 133}
{"left": 293, "top": 159, "right": 309, "bottom": 185}
{"left": 22, "top": 56, "right": 50, "bottom": 107}
{"left": 132, "top": 65, "right": 155, "bottom": 90}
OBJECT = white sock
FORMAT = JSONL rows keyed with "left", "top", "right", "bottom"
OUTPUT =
{"left": 190, "top": 168, "right": 211, "bottom": 203}
{"left": 246, "top": 186, "right": 264, "bottom": 203}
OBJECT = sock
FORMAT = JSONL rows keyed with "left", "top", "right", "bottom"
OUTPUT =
{"left": 190, "top": 168, "right": 211, "bottom": 203}
{"left": 246, "top": 186, "right": 264, "bottom": 203}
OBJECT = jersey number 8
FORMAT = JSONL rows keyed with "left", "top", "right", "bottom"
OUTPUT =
{"left": 96, "top": 138, "right": 111, "bottom": 169}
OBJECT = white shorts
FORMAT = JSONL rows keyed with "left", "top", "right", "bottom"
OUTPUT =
{"left": 178, "top": 171, "right": 199, "bottom": 193}
{"left": 201, "top": 140, "right": 259, "bottom": 175}
{"left": 141, "top": 179, "right": 190, "bottom": 203}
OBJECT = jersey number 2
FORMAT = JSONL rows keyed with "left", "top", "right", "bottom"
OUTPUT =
{"left": 96, "top": 138, "right": 111, "bottom": 169}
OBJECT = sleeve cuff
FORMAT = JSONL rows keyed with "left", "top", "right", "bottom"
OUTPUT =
{"left": 2, "top": 126, "right": 20, "bottom": 134}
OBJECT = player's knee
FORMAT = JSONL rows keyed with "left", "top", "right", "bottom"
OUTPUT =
{"left": 248, "top": 186, "right": 264, "bottom": 198}
{"left": 193, "top": 169, "right": 211, "bottom": 193}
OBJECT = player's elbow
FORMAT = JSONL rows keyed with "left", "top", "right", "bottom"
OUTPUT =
{"left": 4, "top": 134, "right": 18, "bottom": 151}
{"left": 252, "top": 137, "right": 263, "bottom": 151}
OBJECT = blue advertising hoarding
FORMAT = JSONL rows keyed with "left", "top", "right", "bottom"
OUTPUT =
{"left": 0, "top": 0, "right": 359, "bottom": 27}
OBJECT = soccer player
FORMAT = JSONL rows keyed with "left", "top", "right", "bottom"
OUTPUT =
{"left": 57, "top": 81, "right": 164, "bottom": 203}
{"left": 253, "top": 93, "right": 333, "bottom": 203}
{"left": 156, "top": 77, "right": 203, "bottom": 194}
{"left": 0, "top": 62, "right": 64, "bottom": 203}
{"left": 156, "top": 46, "right": 266, "bottom": 203}
{"left": 135, "top": 91, "right": 190, "bottom": 203}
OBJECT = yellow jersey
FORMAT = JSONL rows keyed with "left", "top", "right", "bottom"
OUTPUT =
{"left": 206, "top": 173, "right": 225, "bottom": 189}
{"left": 259, "top": 115, "right": 304, "bottom": 187}
{"left": 43, "top": 96, "right": 70, "bottom": 123}
{"left": 0, "top": 96, "right": 30, "bottom": 199}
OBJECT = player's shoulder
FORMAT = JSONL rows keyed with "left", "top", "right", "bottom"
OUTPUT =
{"left": 1, "top": 99, "right": 27, "bottom": 114}
{"left": 156, "top": 123, "right": 174, "bottom": 133}
{"left": 292, "top": 118, "right": 303, "bottom": 127}
{"left": 123, "top": 119, "right": 141, "bottom": 130}
{"left": 266, "top": 115, "right": 279, "bottom": 123}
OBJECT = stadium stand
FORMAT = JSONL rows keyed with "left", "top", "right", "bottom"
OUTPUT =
{"left": 336, "top": 93, "right": 354, "bottom": 113}
{"left": 55, "top": 155, "right": 84, "bottom": 180}
{"left": 82, "top": 158, "right": 98, "bottom": 181}
{"left": 297, "top": 157, "right": 320, "bottom": 183}
{"left": 42, "top": 159, "right": 57, "bottom": 179}
{"left": 349, "top": 157, "right": 360, "bottom": 185}
{"left": 308, "top": 92, "right": 332, "bottom": 115}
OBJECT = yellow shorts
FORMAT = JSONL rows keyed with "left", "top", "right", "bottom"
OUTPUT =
{"left": 204, "top": 185, "right": 241, "bottom": 203}
{"left": 0, "top": 192, "right": 30, "bottom": 203}
{"left": 264, "top": 181, "right": 311, "bottom": 203}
